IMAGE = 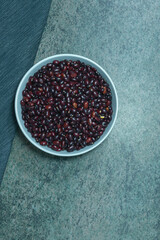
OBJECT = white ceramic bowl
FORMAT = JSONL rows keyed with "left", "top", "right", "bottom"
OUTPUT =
{"left": 15, "top": 54, "right": 118, "bottom": 156}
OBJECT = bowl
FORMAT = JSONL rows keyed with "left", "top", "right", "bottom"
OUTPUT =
{"left": 15, "top": 54, "right": 118, "bottom": 156}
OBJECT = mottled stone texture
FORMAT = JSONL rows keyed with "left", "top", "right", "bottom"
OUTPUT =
{"left": 0, "top": 0, "right": 160, "bottom": 239}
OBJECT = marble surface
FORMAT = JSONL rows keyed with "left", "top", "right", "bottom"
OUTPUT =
{"left": 0, "top": 0, "right": 160, "bottom": 239}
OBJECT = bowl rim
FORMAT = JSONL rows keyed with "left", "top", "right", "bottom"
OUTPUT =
{"left": 15, "top": 54, "right": 118, "bottom": 157}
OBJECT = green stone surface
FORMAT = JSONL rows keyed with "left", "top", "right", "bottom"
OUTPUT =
{"left": 1, "top": 0, "right": 160, "bottom": 239}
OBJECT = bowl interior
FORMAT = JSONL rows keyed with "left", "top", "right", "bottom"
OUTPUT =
{"left": 15, "top": 54, "right": 118, "bottom": 156}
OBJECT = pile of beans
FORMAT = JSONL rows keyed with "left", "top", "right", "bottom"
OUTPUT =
{"left": 21, "top": 60, "right": 113, "bottom": 152}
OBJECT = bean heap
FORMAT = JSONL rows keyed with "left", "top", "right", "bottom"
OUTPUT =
{"left": 21, "top": 60, "right": 113, "bottom": 152}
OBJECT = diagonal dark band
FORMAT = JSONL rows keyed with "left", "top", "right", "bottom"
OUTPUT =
{"left": 0, "top": 0, "right": 51, "bottom": 184}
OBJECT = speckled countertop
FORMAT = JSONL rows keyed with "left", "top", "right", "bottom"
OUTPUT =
{"left": 0, "top": 0, "right": 160, "bottom": 239}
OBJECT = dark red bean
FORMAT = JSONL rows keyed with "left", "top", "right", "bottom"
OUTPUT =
{"left": 40, "top": 141, "right": 47, "bottom": 146}
{"left": 73, "top": 132, "right": 79, "bottom": 137}
{"left": 67, "top": 145, "right": 75, "bottom": 152}
{"left": 86, "top": 137, "right": 92, "bottom": 144}
{"left": 20, "top": 100, "right": 25, "bottom": 106}
{"left": 84, "top": 101, "right": 89, "bottom": 109}
{"left": 61, "top": 140, "right": 66, "bottom": 149}
{"left": 73, "top": 102, "right": 77, "bottom": 108}
{"left": 39, "top": 78, "right": 44, "bottom": 84}
{"left": 41, "top": 133, "right": 46, "bottom": 139}
{"left": 55, "top": 85, "right": 61, "bottom": 92}
{"left": 95, "top": 116, "right": 100, "bottom": 122}
{"left": 53, "top": 140, "right": 60, "bottom": 146}
{"left": 68, "top": 134, "right": 73, "bottom": 141}
{"left": 99, "top": 131, "right": 104, "bottom": 136}
{"left": 106, "top": 100, "right": 111, "bottom": 106}
{"left": 93, "top": 80, "right": 98, "bottom": 86}
{"left": 52, "top": 145, "right": 61, "bottom": 151}
{"left": 32, "top": 133, "right": 38, "bottom": 138}
{"left": 53, "top": 60, "right": 59, "bottom": 65}
{"left": 23, "top": 97, "right": 29, "bottom": 102}
{"left": 88, "top": 118, "right": 92, "bottom": 126}
{"left": 92, "top": 111, "right": 96, "bottom": 118}
{"left": 46, "top": 132, "right": 52, "bottom": 137}
{"left": 69, "top": 71, "right": 77, "bottom": 78}
{"left": 67, "top": 97, "right": 71, "bottom": 103}
{"left": 85, "top": 79, "right": 90, "bottom": 85}
{"left": 22, "top": 90, "right": 26, "bottom": 96}
{"left": 45, "top": 105, "right": 52, "bottom": 110}
{"left": 51, "top": 131, "right": 55, "bottom": 137}
{"left": 93, "top": 91, "right": 98, "bottom": 97}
